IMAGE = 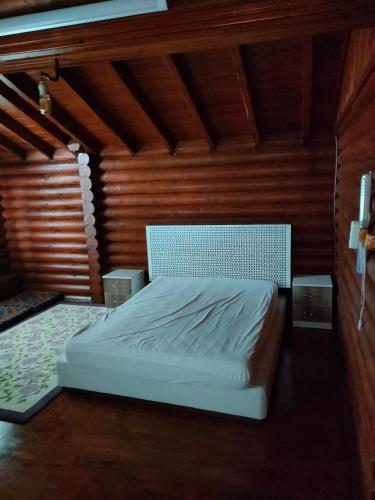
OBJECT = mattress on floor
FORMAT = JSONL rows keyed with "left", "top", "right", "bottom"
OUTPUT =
{"left": 64, "top": 276, "right": 278, "bottom": 389}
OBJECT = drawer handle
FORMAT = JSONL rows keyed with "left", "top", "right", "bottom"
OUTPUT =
{"left": 303, "top": 294, "right": 320, "bottom": 299}
{"left": 303, "top": 312, "right": 316, "bottom": 317}
{"left": 111, "top": 299, "right": 123, "bottom": 306}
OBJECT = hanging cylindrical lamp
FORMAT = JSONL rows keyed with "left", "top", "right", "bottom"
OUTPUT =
{"left": 38, "top": 79, "right": 52, "bottom": 115}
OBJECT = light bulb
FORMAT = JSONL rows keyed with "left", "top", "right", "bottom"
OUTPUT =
{"left": 38, "top": 80, "right": 52, "bottom": 115}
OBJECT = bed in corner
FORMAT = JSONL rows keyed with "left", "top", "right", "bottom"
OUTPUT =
{"left": 57, "top": 224, "right": 291, "bottom": 420}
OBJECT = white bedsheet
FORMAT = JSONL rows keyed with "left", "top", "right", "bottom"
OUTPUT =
{"left": 64, "top": 276, "right": 277, "bottom": 389}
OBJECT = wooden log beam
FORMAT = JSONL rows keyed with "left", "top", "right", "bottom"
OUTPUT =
{"left": 0, "top": 76, "right": 71, "bottom": 147}
{"left": 0, "top": 2, "right": 374, "bottom": 72}
{"left": 97, "top": 135, "right": 334, "bottom": 164}
{"left": 8, "top": 240, "right": 87, "bottom": 252}
{"left": 19, "top": 272, "right": 90, "bottom": 286}
{"left": 7, "top": 231, "right": 87, "bottom": 243}
{"left": 2, "top": 198, "right": 82, "bottom": 209}
{"left": 60, "top": 69, "right": 135, "bottom": 155}
{"left": 100, "top": 164, "right": 334, "bottom": 183}
{"left": 100, "top": 190, "right": 333, "bottom": 207}
{"left": 3, "top": 209, "right": 84, "bottom": 220}
{"left": 101, "top": 176, "right": 333, "bottom": 195}
{"left": 4, "top": 219, "right": 84, "bottom": 232}
{"left": 0, "top": 175, "right": 80, "bottom": 187}
{"left": 13, "top": 262, "right": 89, "bottom": 274}
{"left": 103, "top": 202, "right": 333, "bottom": 219}
{"left": 109, "top": 62, "right": 175, "bottom": 153}
{"left": 0, "top": 133, "right": 26, "bottom": 158}
{"left": 301, "top": 37, "right": 313, "bottom": 144}
{"left": 0, "top": 162, "right": 78, "bottom": 176}
{"left": 0, "top": 73, "right": 102, "bottom": 154}
{"left": 230, "top": 46, "right": 259, "bottom": 146}
{"left": 163, "top": 54, "right": 215, "bottom": 150}
{"left": 0, "top": 108, "right": 54, "bottom": 158}
{"left": 1, "top": 187, "right": 82, "bottom": 198}
{"left": 101, "top": 215, "right": 333, "bottom": 232}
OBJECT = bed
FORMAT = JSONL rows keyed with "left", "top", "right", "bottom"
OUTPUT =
{"left": 57, "top": 224, "right": 291, "bottom": 419}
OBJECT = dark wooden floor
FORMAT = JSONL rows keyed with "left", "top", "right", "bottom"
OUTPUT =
{"left": 0, "top": 325, "right": 359, "bottom": 500}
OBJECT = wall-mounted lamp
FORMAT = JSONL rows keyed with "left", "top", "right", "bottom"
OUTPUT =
{"left": 38, "top": 59, "right": 60, "bottom": 115}
{"left": 348, "top": 171, "right": 374, "bottom": 330}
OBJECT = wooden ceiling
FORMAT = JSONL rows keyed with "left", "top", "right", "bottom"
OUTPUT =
{"left": 0, "top": 1, "right": 373, "bottom": 160}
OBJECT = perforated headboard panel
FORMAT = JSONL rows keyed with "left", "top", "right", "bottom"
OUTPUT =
{"left": 146, "top": 224, "right": 291, "bottom": 288}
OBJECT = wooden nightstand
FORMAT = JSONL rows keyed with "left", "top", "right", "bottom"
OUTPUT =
{"left": 292, "top": 275, "right": 333, "bottom": 329}
{"left": 102, "top": 269, "right": 145, "bottom": 308}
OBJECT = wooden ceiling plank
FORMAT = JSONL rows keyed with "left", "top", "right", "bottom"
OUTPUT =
{"left": 0, "top": 108, "right": 54, "bottom": 158}
{"left": 231, "top": 46, "right": 259, "bottom": 146}
{"left": 0, "top": 133, "right": 26, "bottom": 159}
{"left": 0, "top": 75, "right": 71, "bottom": 146}
{"left": 163, "top": 54, "right": 215, "bottom": 150}
{"left": 301, "top": 37, "right": 313, "bottom": 144}
{"left": 0, "top": 73, "right": 102, "bottom": 154}
{"left": 60, "top": 69, "right": 135, "bottom": 155}
{"left": 109, "top": 62, "right": 175, "bottom": 153}
{"left": 0, "top": 2, "right": 374, "bottom": 72}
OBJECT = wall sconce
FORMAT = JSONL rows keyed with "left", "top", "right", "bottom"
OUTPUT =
{"left": 38, "top": 59, "right": 60, "bottom": 116}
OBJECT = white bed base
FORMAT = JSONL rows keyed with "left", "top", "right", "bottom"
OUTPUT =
{"left": 57, "top": 297, "right": 285, "bottom": 420}
{"left": 58, "top": 224, "right": 290, "bottom": 419}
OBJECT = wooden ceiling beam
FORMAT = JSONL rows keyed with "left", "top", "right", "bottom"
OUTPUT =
{"left": 163, "top": 55, "right": 215, "bottom": 150}
{"left": 0, "top": 75, "right": 71, "bottom": 147}
{"left": 231, "top": 46, "right": 259, "bottom": 146}
{"left": 0, "top": 73, "right": 102, "bottom": 154}
{"left": 0, "top": 108, "right": 54, "bottom": 158}
{"left": 0, "top": 2, "right": 374, "bottom": 72}
{"left": 301, "top": 37, "right": 313, "bottom": 144}
{"left": 109, "top": 62, "right": 175, "bottom": 153}
{"left": 0, "top": 133, "right": 26, "bottom": 159}
{"left": 60, "top": 69, "right": 135, "bottom": 155}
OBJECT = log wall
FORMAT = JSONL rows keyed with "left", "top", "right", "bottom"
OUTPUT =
{"left": 98, "top": 140, "right": 335, "bottom": 276}
{"left": 0, "top": 139, "right": 337, "bottom": 295}
{"left": 336, "top": 27, "right": 375, "bottom": 500}
{"left": 0, "top": 194, "right": 11, "bottom": 276}
{"left": 0, "top": 152, "right": 91, "bottom": 298}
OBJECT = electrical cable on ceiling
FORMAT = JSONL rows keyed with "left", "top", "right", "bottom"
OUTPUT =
{"left": 357, "top": 244, "right": 367, "bottom": 330}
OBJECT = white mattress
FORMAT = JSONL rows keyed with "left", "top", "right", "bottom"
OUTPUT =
{"left": 64, "top": 276, "right": 277, "bottom": 389}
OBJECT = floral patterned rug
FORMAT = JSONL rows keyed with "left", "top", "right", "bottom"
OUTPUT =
{"left": 0, "top": 303, "right": 107, "bottom": 424}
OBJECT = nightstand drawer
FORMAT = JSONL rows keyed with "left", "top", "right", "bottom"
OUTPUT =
{"left": 293, "top": 303, "right": 332, "bottom": 323}
{"left": 103, "top": 278, "right": 131, "bottom": 294}
{"left": 102, "top": 269, "right": 145, "bottom": 307}
{"left": 104, "top": 292, "right": 132, "bottom": 308}
{"left": 293, "top": 286, "right": 331, "bottom": 307}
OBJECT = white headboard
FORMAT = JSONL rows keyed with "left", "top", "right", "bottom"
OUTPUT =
{"left": 146, "top": 224, "right": 291, "bottom": 288}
